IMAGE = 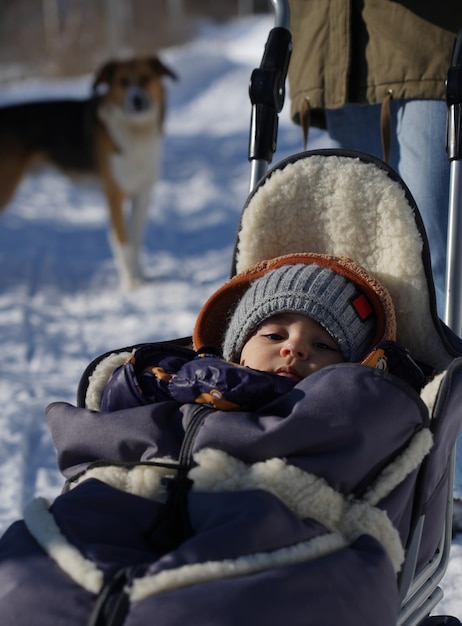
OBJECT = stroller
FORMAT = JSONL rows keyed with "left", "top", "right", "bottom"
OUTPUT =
{"left": 0, "top": 2, "right": 462, "bottom": 625}
{"left": 75, "top": 147, "right": 462, "bottom": 626}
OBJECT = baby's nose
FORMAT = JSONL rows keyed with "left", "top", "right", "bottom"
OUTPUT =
{"left": 280, "top": 339, "right": 308, "bottom": 359}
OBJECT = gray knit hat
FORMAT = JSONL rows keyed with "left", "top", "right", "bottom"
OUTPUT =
{"left": 222, "top": 263, "right": 376, "bottom": 362}
{"left": 193, "top": 253, "right": 396, "bottom": 363}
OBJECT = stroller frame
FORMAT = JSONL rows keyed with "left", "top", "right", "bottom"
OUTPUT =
{"left": 397, "top": 456, "right": 455, "bottom": 625}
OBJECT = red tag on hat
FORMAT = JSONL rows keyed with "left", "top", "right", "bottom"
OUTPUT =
{"left": 352, "top": 294, "right": 373, "bottom": 320}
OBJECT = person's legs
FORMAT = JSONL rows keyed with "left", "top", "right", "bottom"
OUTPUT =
{"left": 325, "top": 103, "right": 383, "bottom": 157}
{"left": 325, "top": 100, "right": 449, "bottom": 315}
{"left": 455, "top": 436, "right": 462, "bottom": 501}
{"left": 392, "top": 99, "right": 449, "bottom": 316}
{"left": 453, "top": 436, "right": 462, "bottom": 535}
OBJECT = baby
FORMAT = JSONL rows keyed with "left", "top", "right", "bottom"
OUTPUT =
{"left": 101, "top": 252, "right": 427, "bottom": 413}
{"left": 216, "top": 258, "right": 385, "bottom": 378}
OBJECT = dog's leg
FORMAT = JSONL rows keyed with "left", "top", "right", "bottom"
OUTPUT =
{"left": 0, "top": 149, "right": 30, "bottom": 209}
{"left": 104, "top": 183, "right": 142, "bottom": 289}
{"left": 109, "top": 229, "right": 142, "bottom": 289}
{"left": 129, "top": 186, "right": 152, "bottom": 280}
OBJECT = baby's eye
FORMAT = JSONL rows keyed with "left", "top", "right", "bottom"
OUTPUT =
{"left": 263, "top": 332, "right": 284, "bottom": 341}
{"left": 314, "top": 341, "right": 336, "bottom": 351}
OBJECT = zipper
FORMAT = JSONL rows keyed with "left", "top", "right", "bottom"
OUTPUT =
{"left": 146, "top": 403, "right": 213, "bottom": 553}
{"left": 87, "top": 564, "right": 146, "bottom": 626}
{"left": 88, "top": 404, "right": 213, "bottom": 625}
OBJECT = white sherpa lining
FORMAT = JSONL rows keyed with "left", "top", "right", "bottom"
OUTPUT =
{"left": 362, "top": 428, "right": 434, "bottom": 505}
{"left": 85, "top": 351, "right": 132, "bottom": 410}
{"left": 190, "top": 451, "right": 407, "bottom": 568}
{"left": 235, "top": 155, "right": 451, "bottom": 375}
{"left": 24, "top": 497, "right": 104, "bottom": 594}
{"left": 24, "top": 423, "right": 431, "bottom": 595}
{"left": 69, "top": 460, "right": 176, "bottom": 502}
{"left": 129, "top": 531, "right": 347, "bottom": 601}
{"left": 126, "top": 426, "right": 433, "bottom": 601}
{"left": 189, "top": 428, "right": 433, "bottom": 575}
{"left": 22, "top": 468, "right": 347, "bottom": 599}
{"left": 190, "top": 450, "right": 406, "bottom": 569}
{"left": 420, "top": 371, "right": 447, "bottom": 417}
{"left": 24, "top": 464, "right": 176, "bottom": 596}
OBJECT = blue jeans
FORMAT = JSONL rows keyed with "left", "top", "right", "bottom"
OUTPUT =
{"left": 323, "top": 101, "right": 462, "bottom": 496}
{"left": 324, "top": 100, "right": 449, "bottom": 315}
{"left": 456, "top": 437, "right": 462, "bottom": 501}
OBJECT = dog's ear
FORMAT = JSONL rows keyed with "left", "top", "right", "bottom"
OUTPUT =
{"left": 92, "top": 60, "right": 118, "bottom": 92}
{"left": 149, "top": 57, "right": 178, "bottom": 81}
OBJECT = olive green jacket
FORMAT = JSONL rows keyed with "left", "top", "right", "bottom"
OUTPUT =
{"left": 288, "top": 0, "right": 462, "bottom": 127}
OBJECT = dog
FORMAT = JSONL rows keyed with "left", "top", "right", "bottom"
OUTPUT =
{"left": 0, "top": 56, "right": 177, "bottom": 288}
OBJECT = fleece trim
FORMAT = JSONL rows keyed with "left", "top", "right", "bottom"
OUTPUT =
{"left": 65, "top": 426, "right": 432, "bottom": 558}
{"left": 420, "top": 371, "right": 447, "bottom": 417}
{"left": 85, "top": 351, "right": 132, "bottom": 410}
{"left": 233, "top": 154, "right": 451, "bottom": 372}
{"left": 22, "top": 485, "right": 349, "bottom": 601}
{"left": 68, "top": 460, "right": 175, "bottom": 501}
{"left": 362, "top": 428, "right": 433, "bottom": 505}
{"left": 189, "top": 451, "right": 403, "bottom": 571}
{"left": 23, "top": 497, "right": 104, "bottom": 594}
{"left": 189, "top": 436, "right": 426, "bottom": 575}
{"left": 22, "top": 424, "right": 431, "bottom": 597}
{"left": 129, "top": 531, "right": 348, "bottom": 601}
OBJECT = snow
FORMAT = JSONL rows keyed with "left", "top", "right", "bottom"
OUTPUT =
{"left": 0, "top": 14, "right": 461, "bottom": 620}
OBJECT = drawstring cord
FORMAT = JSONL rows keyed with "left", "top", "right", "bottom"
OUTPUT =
{"left": 380, "top": 90, "right": 393, "bottom": 164}
{"left": 300, "top": 97, "right": 311, "bottom": 150}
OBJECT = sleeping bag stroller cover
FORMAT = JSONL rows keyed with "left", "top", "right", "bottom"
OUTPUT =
{"left": 0, "top": 150, "right": 461, "bottom": 626}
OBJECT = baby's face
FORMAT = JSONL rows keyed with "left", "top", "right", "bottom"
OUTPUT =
{"left": 240, "top": 312, "right": 344, "bottom": 380}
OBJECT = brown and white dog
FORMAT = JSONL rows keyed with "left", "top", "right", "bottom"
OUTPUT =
{"left": 0, "top": 56, "right": 177, "bottom": 288}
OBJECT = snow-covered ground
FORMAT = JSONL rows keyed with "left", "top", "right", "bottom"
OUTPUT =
{"left": 0, "top": 14, "right": 461, "bottom": 620}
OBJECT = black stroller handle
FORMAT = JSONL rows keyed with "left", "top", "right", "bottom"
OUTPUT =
{"left": 248, "top": 29, "right": 292, "bottom": 154}
{"left": 446, "top": 27, "right": 462, "bottom": 161}
{"left": 248, "top": 0, "right": 292, "bottom": 191}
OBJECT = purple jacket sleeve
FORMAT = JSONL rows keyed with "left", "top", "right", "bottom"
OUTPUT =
{"left": 101, "top": 346, "right": 297, "bottom": 413}
{"left": 169, "top": 355, "right": 296, "bottom": 409}
{"left": 101, "top": 343, "right": 195, "bottom": 411}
